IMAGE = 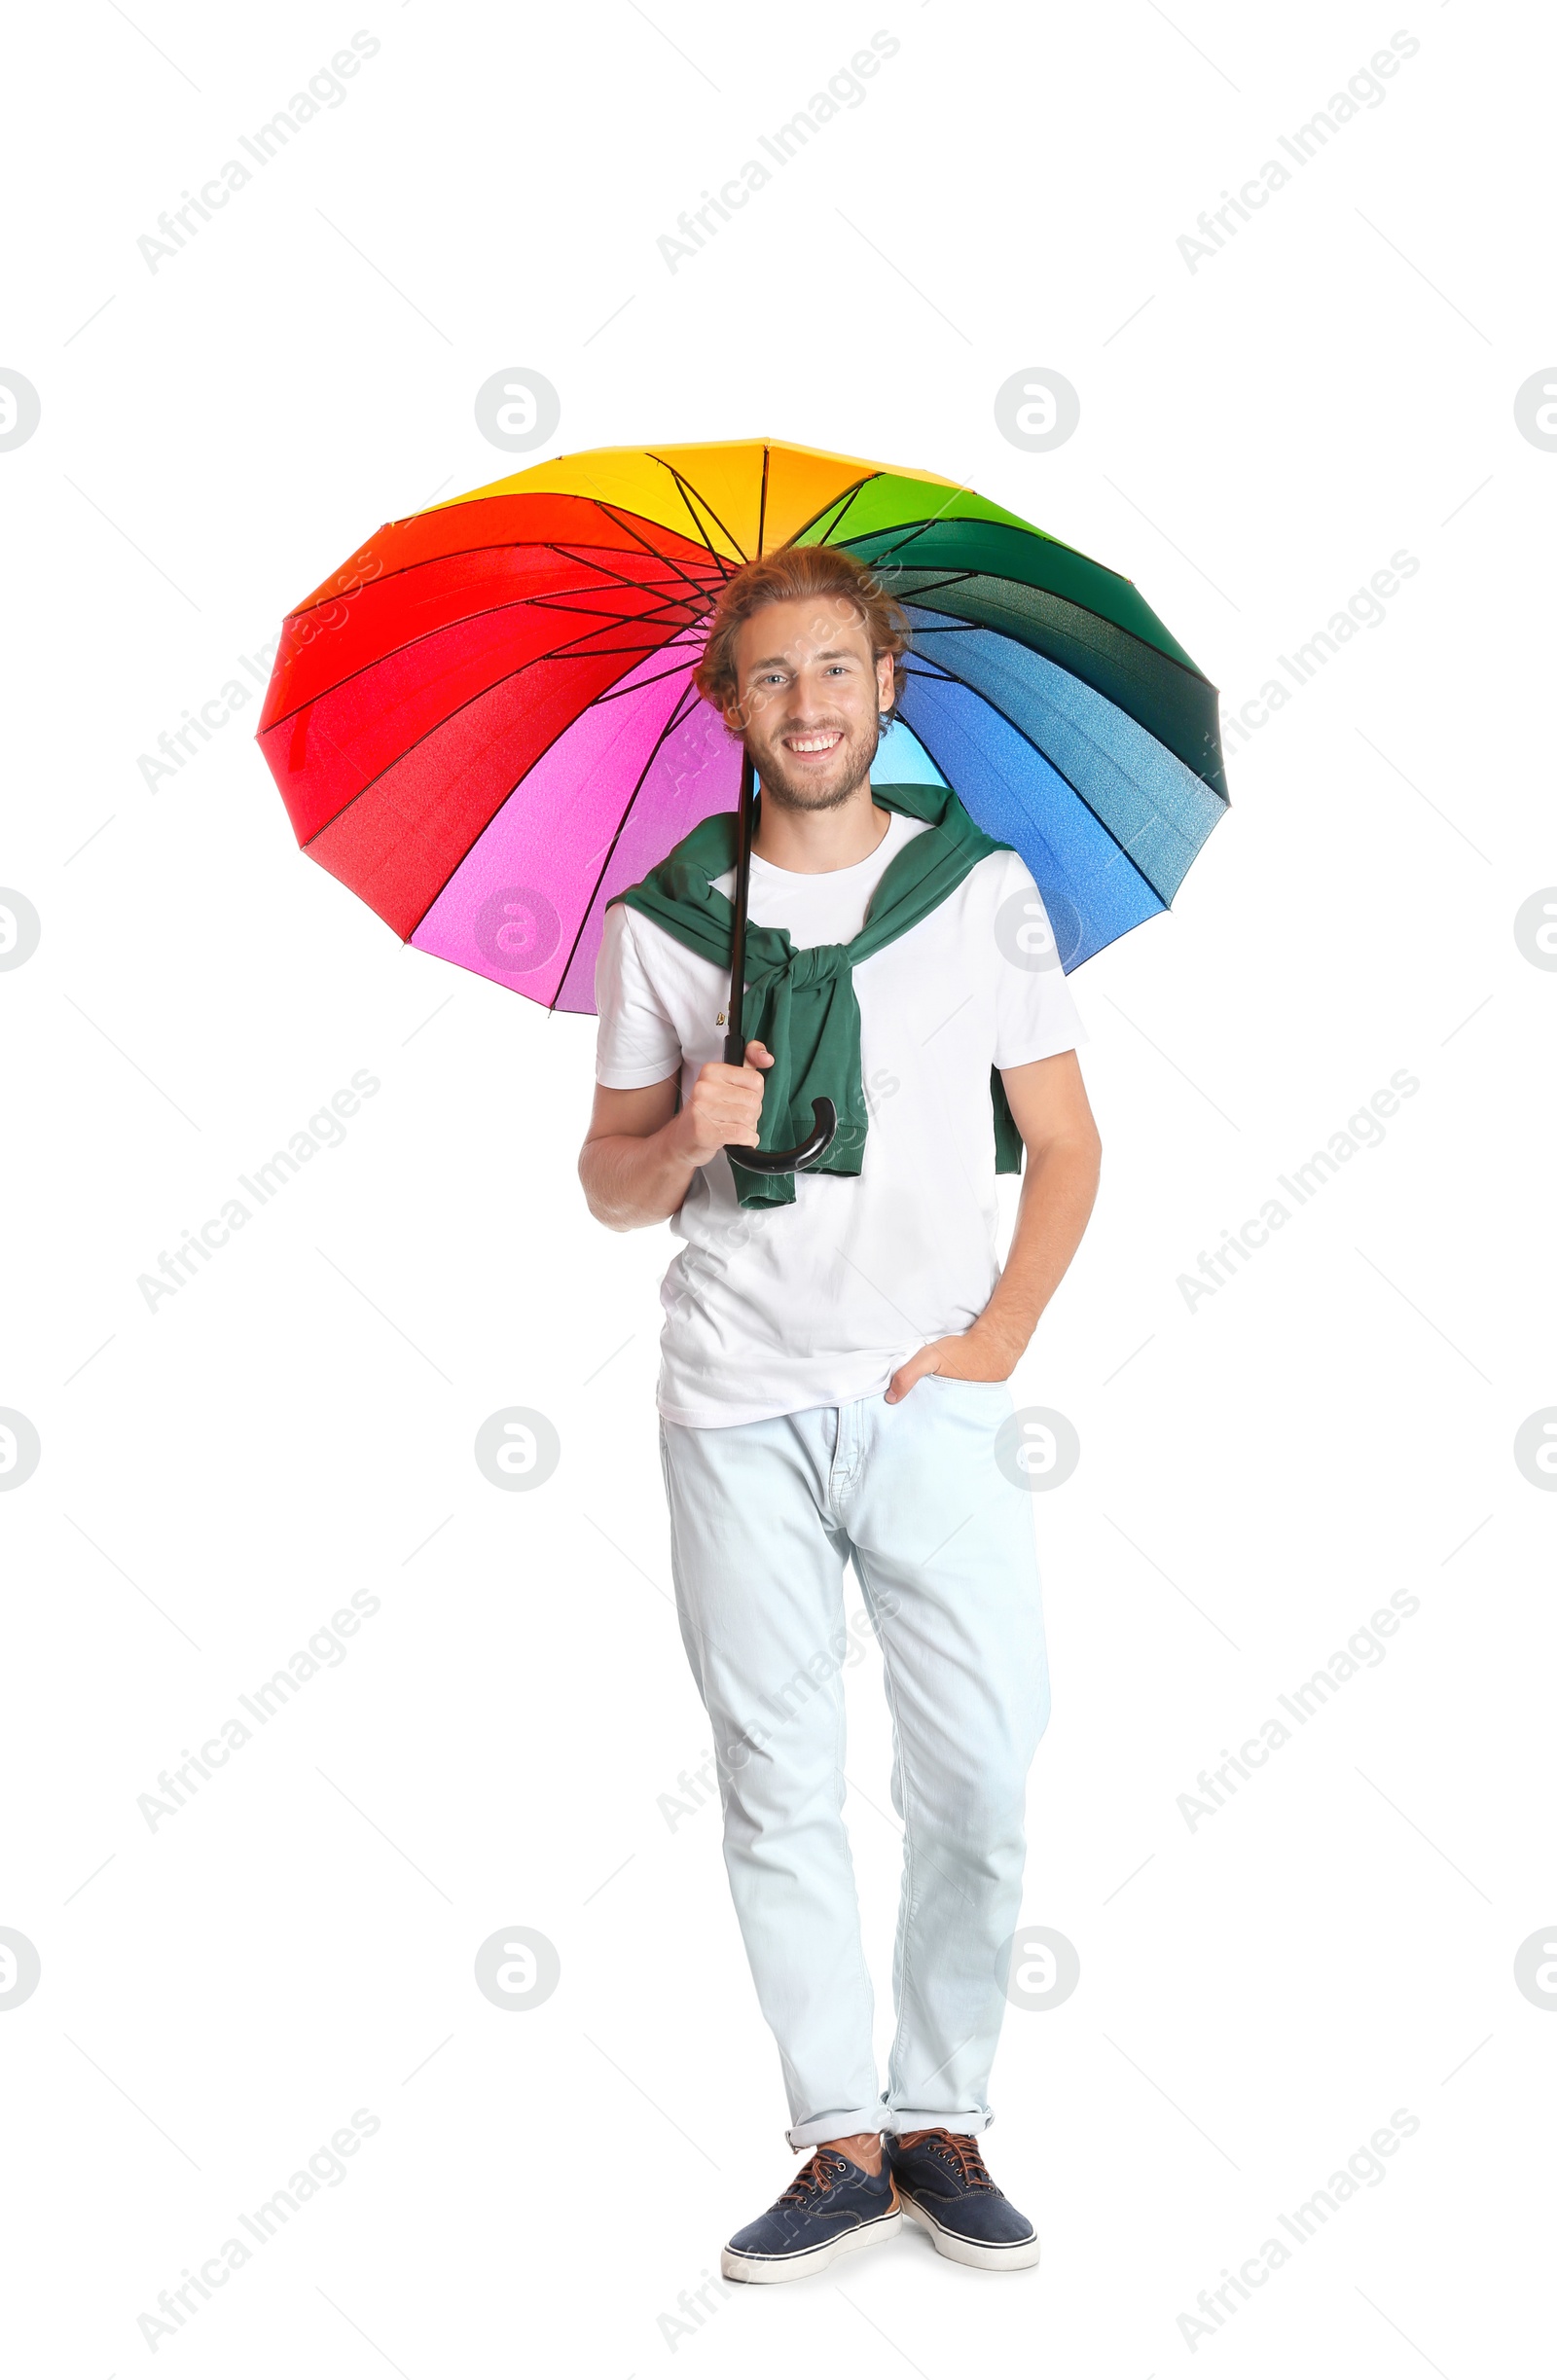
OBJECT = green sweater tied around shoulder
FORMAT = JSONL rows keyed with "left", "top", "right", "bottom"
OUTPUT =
{"left": 610, "top": 779, "right": 1024, "bottom": 1209}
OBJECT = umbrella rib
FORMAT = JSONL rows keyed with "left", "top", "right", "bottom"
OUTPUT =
{"left": 264, "top": 574, "right": 711, "bottom": 736}
{"left": 669, "top": 477, "right": 739, "bottom": 572}
{"left": 275, "top": 509, "right": 722, "bottom": 738}
{"left": 584, "top": 501, "right": 730, "bottom": 611}
{"left": 547, "top": 677, "right": 708, "bottom": 1010}
{"left": 905, "top": 648, "right": 1161, "bottom": 888}
{"left": 409, "top": 590, "right": 706, "bottom": 677}
{"left": 921, "top": 645, "right": 1186, "bottom": 881}
{"left": 854, "top": 505, "right": 1080, "bottom": 572}
{"left": 800, "top": 474, "right": 878, "bottom": 546}
{"left": 856, "top": 550, "right": 1219, "bottom": 694}
{"left": 293, "top": 627, "right": 670, "bottom": 854}
{"left": 667, "top": 464, "right": 748, "bottom": 566}
{"left": 267, "top": 611, "right": 659, "bottom": 739}
{"left": 398, "top": 662, "right": 702, "bottom": 950}
{"left": 286, "top": 511, "right": 721, "bottom": 621}
{"left": 645, "top": 455, "right": 747, "bottom": 572}
{"left": 525, "top": 592, "right": 712, "bottom": 639}
{"left": 854, "top": 516, "right": 955, "bottom": 566}
{"left": 525, "top": 562, "right": 716, "bottom": 624}
{"left": 525, "top": 619, "right": 706, "bottom": 663}
{"left": 590, "top": 652, "right": 707, "bottom": 703}
{"left": 494, "top": 631, "right": 691, "bottom": 678}
{"left": 284, "top": 551, "right": 705, "bottom": 647}
{"left": 541, "top": 534, "right": 723, "bottom": 611}
{"left": 866, "top": 566, "right": 981, "bottom": 610}
{"left": 787, "top": 467, "right": 998, "bottom": 553}
{"left": 796, "top": 475, "right": 1048, "bottom": 558}
{"left": 898, "top": 630, "right": 1214, "bottom": 899}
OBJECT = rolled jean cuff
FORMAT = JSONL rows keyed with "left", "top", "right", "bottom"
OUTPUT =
{"left": 785, "top": 2103, "right": 887, "bottom": 2151}
{"left": 882, "top": 2099, "right": 994, "bottom": 2137}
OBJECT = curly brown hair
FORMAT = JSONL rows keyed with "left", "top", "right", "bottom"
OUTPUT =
{"left": 693, "top": 543, "right": 912, "bottom": 731}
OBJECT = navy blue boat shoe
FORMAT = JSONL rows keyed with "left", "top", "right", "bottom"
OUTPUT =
{"left": 721, "top": 2145, "right": 902, "bottom": 2284}
{"left": 887, "top": 2127, "right": 1041, "bottom": 2270}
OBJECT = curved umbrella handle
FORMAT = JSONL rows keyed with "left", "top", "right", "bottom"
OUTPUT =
{"left": 725, "top": 1097, "right": 838, "bottom": 1176}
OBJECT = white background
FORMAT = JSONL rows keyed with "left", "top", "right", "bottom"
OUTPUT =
{"left": 3, "top": 1, "right": 1554, "bottom": 2371}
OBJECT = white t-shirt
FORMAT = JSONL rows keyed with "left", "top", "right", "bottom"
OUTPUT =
{"left": 594, "top": 807, "right": 1087, "bottom": 1427}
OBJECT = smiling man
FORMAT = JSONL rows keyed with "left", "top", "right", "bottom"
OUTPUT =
{"left": 579, "top": 543, "right": 1101, "bottom": 2283}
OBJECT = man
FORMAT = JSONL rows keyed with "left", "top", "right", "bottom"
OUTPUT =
{"left": 579, "top": 543, "right": 1101, "bottom": 2282}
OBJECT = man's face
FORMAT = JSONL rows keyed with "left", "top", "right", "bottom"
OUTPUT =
{"left": 726, "top": 595, "right": 895, "bottom": 811}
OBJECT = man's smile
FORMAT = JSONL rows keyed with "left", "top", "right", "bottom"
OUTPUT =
{"left": 782, "top": 731, "right": 844, "bottom": 756}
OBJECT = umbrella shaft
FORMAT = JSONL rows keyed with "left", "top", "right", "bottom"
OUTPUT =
{"left": 723, "top": 747, "right": 756, "bottom": 1066}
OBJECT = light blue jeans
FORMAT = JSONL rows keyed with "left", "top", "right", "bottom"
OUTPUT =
{"left": 659, "top": 1379, "right": 1050, "bottom": 2149}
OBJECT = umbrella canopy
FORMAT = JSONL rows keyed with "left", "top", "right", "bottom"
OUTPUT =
{"left": 257, "top": 438, "right": 1227, "bottom": 1009}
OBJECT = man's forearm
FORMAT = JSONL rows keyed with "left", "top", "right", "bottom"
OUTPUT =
{"left": 579, "top": 1121, "right": 700, "bottom": 1231}
{"left": 581, "top": 1043, "right": 774, "bottom": 1233}
{"left": 975, "top": 1134, "right": 1101, "bottom": 1360}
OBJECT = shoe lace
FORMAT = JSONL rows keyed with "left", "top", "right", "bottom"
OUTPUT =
{"left": 778, "top": 2148, "right": 851, "bottom": 2207}
{"left": 910, "top": 2128, "right": 996, "bottom": 2190}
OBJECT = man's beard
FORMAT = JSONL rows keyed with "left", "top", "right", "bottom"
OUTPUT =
{"left": 748, "top": 711, "right": 882, "bottom": 812}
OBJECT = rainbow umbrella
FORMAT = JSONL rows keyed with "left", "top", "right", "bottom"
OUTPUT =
{"left": 257, "top": 438, "right": 1228, "bottom": 1023}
